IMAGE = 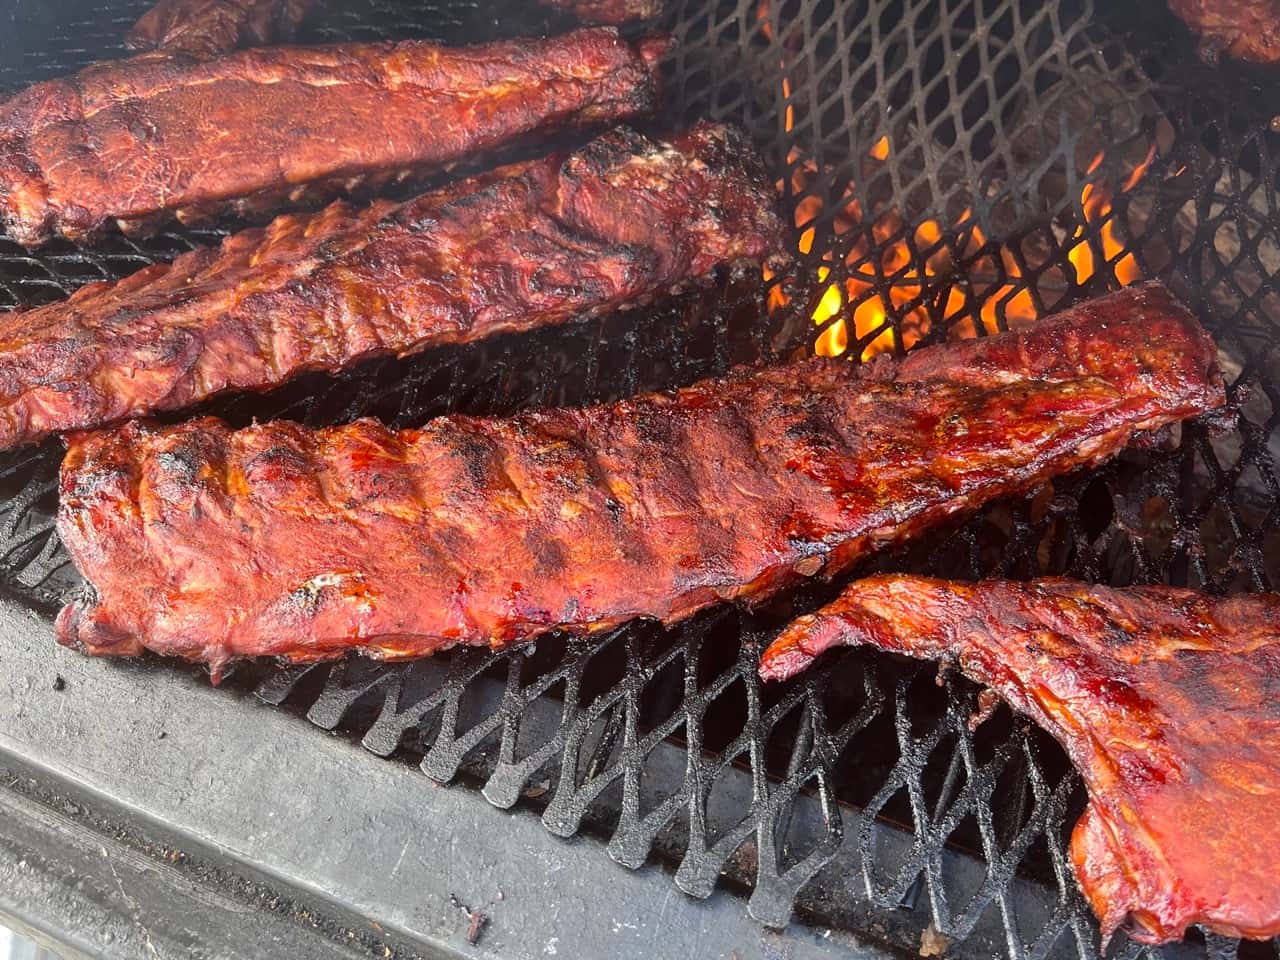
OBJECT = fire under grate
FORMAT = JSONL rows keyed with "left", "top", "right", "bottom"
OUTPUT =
{"left": 2, "top": 2, "right": 1280, "bottom": 959}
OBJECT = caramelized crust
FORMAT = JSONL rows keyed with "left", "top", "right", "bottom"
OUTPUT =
{"left": 128, "top": 0, "right": 315, "bottom": 56}
{"left": 0, "top": 123, "right": 783, "bottom": 451}
{"left": 0, "top": 27, "right": 663, "bottom": 246}
{"left": 759, "top": 575, "right": 1280, "bottom": 945}
{"left": 56, "top": 283, "right": 1224, "bottom": 680}
{"left": 539, "top": 0, "right": 665, "bottom": 24}
{"left": 1167, "top": 0, "right": 1280, "bottom": 64}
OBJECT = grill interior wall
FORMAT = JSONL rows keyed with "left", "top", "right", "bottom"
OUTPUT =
{"left": 2, "top": 2, "right": 1279, "bottom": 959}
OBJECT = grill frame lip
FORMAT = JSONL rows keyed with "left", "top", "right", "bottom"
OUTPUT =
{"left": 2, "top": 2, "right": 1280, "bottom": 959}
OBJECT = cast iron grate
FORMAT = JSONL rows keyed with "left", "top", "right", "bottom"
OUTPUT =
{"left": 1, "top": 1, "right": 1278, "bottom": 958}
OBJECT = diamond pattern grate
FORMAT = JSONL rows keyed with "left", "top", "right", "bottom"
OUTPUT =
{"left": 1, "top": 2, "right": 1278, "bottom": 958}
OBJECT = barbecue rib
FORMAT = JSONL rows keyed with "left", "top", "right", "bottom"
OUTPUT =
{"left": 56, "top": 283, "right": 1225, "bottom": 679}
{"left": 0, "top": 123, "right": 783, "bottom": 451}
{"left": 1167, "top": 0, "right": 1280, "bottom": 64}
{"left": 759, "top": 576, "right": 1280, "bottom": 945}
{"left": 0, "top": 26, "right": 663, "bottom": 247}
{"left": 128, "top": 0, "right": 315, "bottom": 56}
{"left": 129, "top": 0, "right": 662, "bottom": 49}
{"left": 540, "top": 0, "right": 665, "bottom": 24}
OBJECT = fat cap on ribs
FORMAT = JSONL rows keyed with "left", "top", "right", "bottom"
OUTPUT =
{"left": 759, "top": 574, "right": 1280, "bottom": 945}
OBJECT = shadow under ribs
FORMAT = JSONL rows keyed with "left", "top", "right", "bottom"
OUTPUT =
{"left": 56, "top": 283, "right": 1225, "bottom": 680}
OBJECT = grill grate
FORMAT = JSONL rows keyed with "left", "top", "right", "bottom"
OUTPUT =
{"left": 2, "top": 1, "right": 1279, "bottom": 958}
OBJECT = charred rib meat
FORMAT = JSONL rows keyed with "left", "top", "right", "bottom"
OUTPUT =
{"left": 128, "top": 0, "right": 315, "bottom": 56}
{"left": 56, "top": 283, "right": 1225, "bottom": 678}
{"left": 539, "top": 0, "right": 665, "bottom": 24}
{"left": 0, "top": 26, "right": 663, "bottom": 246}
{"left": 0, "top": 123, "right": 784, "bottom": 451}
{"left": 1167, "top": 0, "right": 1280, "bottom": 64}
{"left": 759, "top": 575, "right": 1280, "bottom": 945}
{"left": 129, "top": 0, "right": 661, "bottom": 48}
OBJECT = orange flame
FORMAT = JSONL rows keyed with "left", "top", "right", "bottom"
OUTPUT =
{"left": 757, "top": 0, "right": 773, "bottom": 40}
{"left": 756, "top": 0, "right": 1156, "bottom": 359}
{"left": 757, "top": 2, "right": 794, "bottom": 132}
{"left": 766, "top": 140, "right": 1157, "bottom": 360}
{"left": 1068, "top": 143, "right": 1156, "bottom": 288}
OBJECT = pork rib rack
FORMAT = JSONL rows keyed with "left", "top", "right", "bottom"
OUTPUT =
{"left": 759, "top": 575, "right": 1280, "bottom": 946}
{"left": 129, "top": 0, "right": 661, "bottom": 54}
{"left": 0, "top": 26, "right": 663, "bottom": 246}
{"left": 539, "top": 0, "right": 666, "bottom": 25}
{"left": 56, "top": 283, "right": 1225, "bottom": 679}
{"left": 1167, "top": 0, "right": 1280, "bottom": 64}
{"left": 0, "top": 123, "right": 784, "bottom": 452}
{"left": 127, "top": 0, "right": 316, "bottom": 56}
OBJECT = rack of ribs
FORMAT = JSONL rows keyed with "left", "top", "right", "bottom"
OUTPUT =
{"left": 0, "top": 26, "right": 664, "bottom": 246}
{"left": 55, "top": 282, "right": 1225, "bottom": 680}
{"left": 539, "top": 0, "right": 665, "bottom": 25}
{"left": 759, "top": 575, "right": 1280, "bottom": 945}
{"left": 1167, "top": 0, "right": 1280, "bottom": 64}
{"left": 0, "top": 123, "right": 784, "bottom": 452}
{"left": 127, "top": 0, "right": 316, "bottom": 56}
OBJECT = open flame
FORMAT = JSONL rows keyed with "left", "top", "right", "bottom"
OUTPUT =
{"left": 768, "top": 142, "right": 1159, "bottom": 361}
{"left": 756, "top": 0, "right": 1159, "bottom": 360}
{"left": 1067, "top": 146, "right": 1156, "bottom": 291}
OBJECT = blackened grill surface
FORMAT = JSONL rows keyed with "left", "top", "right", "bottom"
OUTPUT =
{"left": 3, "top": 2, "right": 1280, "bottom": 960}
{"left": 0, "top": 122, "right": 785, "bottom": 451}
